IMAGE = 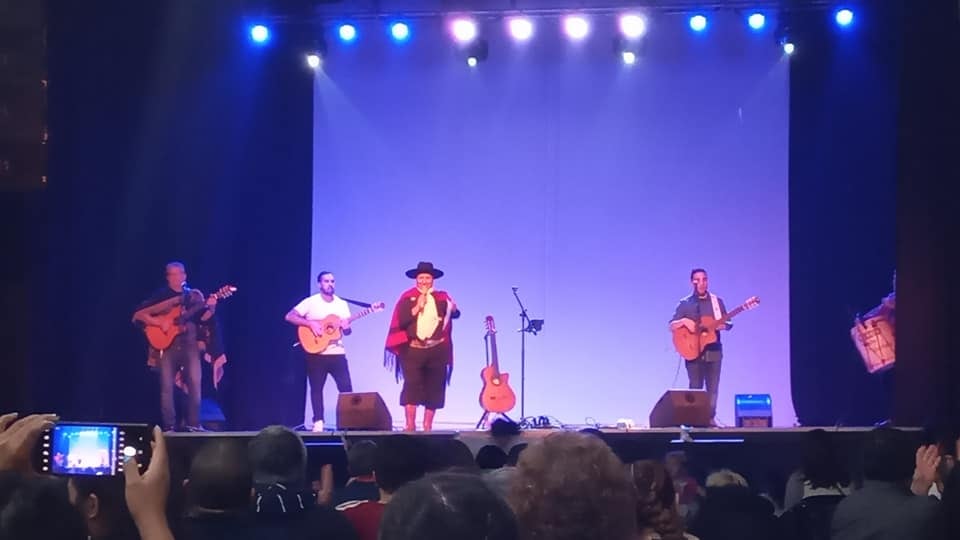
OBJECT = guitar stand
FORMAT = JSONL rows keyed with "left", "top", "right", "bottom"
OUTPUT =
{"left": 476, "top": 411, "right": 515, "bottom": 430}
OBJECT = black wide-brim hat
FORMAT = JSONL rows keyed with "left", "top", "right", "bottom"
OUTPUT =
{"left": 405, "top": 261, "right": 444, "bottom": 279}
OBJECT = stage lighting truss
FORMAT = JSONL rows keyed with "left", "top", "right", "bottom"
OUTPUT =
{"left": 250, "top": 2, "right": 855, "bottom": 67}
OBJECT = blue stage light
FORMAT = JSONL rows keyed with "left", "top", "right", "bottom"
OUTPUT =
{"left": 250, "top": 25, "right": 270, "bottom": 44}
{"left": 391, "top": 22, "right": 410, "bottom": 42}
{"left": 338, "top": 24, "right": 357, "bottom": 42}
{"left": 689, "top": 15, "right": 707, "bottom": 33}
{"left": 835, "top": 9, "right": 854, "bottom": 27}
{"left": 748, "top": 13, "right": 766, "bottom": 31}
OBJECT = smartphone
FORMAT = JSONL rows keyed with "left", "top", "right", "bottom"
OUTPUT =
{"left": 35, "top": 422, "right": 153, "bottom": 476}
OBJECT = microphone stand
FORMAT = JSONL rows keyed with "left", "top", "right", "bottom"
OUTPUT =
{"left": 511, "top": 287, "right": 541, "bottom": 420}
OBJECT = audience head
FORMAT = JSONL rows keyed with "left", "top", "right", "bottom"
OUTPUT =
{"left": 429, "top": 438, "right": 478, "bottom": 473}
{"left": 862, "top": 427, "right": 916, "bottom": 483}
{"left": 380, "top": 472, "right": 518, "bottom": 540}
{"left": 510, "top": 431, "right": 637, "bottom": 540}
{"left": 476, "top": 445, "right": 509, "bottom": 470}
{"left": 630, "top": 460, "right": 685, "bottom": 540}
{"left": 248, "top": 425, "right": 307, "bottom": 487}
{"left": 67, "top": 476, "right": 137, "bottom": 539}
{"left": 664, "top": 451, "right": 689, "bottom": 478}
{"left": 490, "top": 418, "right": 522, "bottom": 438}
{"left": 0, "top": 475, "right": 87, "bottom": 540}
{"left": 800, "top": 428, "right": 850, "bottom": 488}
{"left": 705, "top": 469, "right": 749, "bottom": 488}
{"left": 507, "top": 444, "right": 527, "bottom": 467}
{"left": 186, "top": 438, "right": 252, "bottom": 512}
{"left": 374, "top": 434, "right": 430, "bottom": 495}
{"left": 346, "top": 440, "right": 377, "bottom": 478}
{"left": 482, "top": 467, "right": 517, "bottom": 500}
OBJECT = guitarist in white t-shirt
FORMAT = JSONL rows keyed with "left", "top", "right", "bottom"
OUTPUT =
{"left": 285, "top": 271, "right": 353, "bottom": 432}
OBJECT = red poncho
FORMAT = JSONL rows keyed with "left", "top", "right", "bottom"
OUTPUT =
{"left": 384, "top": 287, "right": 455, "bottom": 383}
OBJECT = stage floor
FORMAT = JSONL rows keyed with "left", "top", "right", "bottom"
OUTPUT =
{"left": 166, "top": 425, "right": 913, "bottom": 467}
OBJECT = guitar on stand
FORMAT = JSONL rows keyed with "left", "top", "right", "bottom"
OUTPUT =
{"left": 477, "top": 315, "right": 517, "bottom": 429}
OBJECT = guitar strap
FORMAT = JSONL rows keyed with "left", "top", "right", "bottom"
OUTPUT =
{"left": 709, "top": 293, "right": 722, "bottom": 320}
{"left": 340, "top": 296, "right": 372, "bottom": 309}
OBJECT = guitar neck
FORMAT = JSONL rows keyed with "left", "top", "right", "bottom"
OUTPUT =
{"left": 178, "top": 289, "right": 230, "bottom": 321}
{"left": 487, "top": 333, "right": 500, "bottom": 375}
{"left": 348, "top": 307, "right": 377, "bottom": 322}
{"left": 722, "top": 304, "right": 749, "bottom": 321}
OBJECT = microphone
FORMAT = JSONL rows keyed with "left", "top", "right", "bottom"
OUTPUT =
{"left": 181, "top": 281, "right": 191, "bottom": 292}
{"left": 511, "top": 286, "right": 519, "bottom": 291}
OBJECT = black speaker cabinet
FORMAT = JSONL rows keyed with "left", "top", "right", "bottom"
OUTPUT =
{"left": 649, "top": 389, "right": 711, "bottom": 427}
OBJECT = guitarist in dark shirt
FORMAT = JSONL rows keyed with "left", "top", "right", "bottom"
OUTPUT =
{"left": 669, "top": 268, "right": 730, "bottom": 425}
{"left": 132, "top": 262, "right": 217, "bottom": 432}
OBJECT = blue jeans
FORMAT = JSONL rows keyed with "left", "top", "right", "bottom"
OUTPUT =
{"left": 158, "top": 335, "right": 201, "bottom": 429}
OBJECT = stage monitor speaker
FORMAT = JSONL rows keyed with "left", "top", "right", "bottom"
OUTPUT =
{"left": 336, "top": 392, "right": 392, "bottom": 431}
{"left": 734, "top": 394, "right": 772, "bottom": 427}
{"left": 649, "top": 389, "right": 711, "bottom": 427}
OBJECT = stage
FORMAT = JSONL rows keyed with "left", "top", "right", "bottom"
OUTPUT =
{"left": 164, "top": 426, "right": 920, "bottom": 487}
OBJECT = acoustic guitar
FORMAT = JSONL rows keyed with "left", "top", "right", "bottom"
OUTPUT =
{"left": 143, "top": 285, "right": 237, "bottom": 350}
{"left": 296, "top": 302, "right": 386, "bottom": 354}
{"left": 479, "top": 315, "right": 517, "bottom": 413}
{"left": 672, "top": 296, "right": 760, "bottom": 360}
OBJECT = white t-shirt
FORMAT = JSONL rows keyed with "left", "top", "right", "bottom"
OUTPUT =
{"left": 292, "top": 294, "right": 351, "bottom": 355}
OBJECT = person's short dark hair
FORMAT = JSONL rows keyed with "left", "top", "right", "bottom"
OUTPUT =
{"left": 506, "top": 444, "right": 527, "bottom": 467}
{"left": 317, "top": 271, "right": 333, "bottom": 282}
{"left": 476, "top": 445, "right": 508, "bottom": 470}
{"left": 188, "top": 438, "right": 253, "bottom": 511}
{"left": 374, "top": 435, "right": 430, "bottom": 494}
{"left": 380, "top": 472, "right": 518, "bottom": 540}
{"left": 347, "top": 440, "right": 377, "bottom": 477}
{"left": 429, "top": 438, "right": 478, "bottom": 472}
{"left": 0, "top": 475, "right": 87, "bottom": 540}
{"left": 690, "top": 268, "right": 707, "bottom": 280}
{"left": 862, "top": 427, "right": 916, "bottom": 483}
{"left": 510, "top": 432, "right": 637, "bottom": 540}
{"left": 249, "top": 425, "right": 307, "bottom": 486}
{"left": 801, "top": 429, "right": 850, "bottom": 488}
{"left": 68, "top": 476, "right": 137, "bottom": 539}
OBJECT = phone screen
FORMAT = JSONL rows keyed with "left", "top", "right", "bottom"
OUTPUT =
{"left": 38, "top": 423, "right": 151, "bottom": 476}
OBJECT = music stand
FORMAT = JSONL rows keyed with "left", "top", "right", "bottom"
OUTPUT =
{"left": 512, "top": 287, "right": 543, "bottom": 420}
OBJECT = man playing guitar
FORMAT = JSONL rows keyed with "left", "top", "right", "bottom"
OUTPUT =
{"left": 669, "top": 268, "right": 731, "bottom": 425}
{"left": 132, "top": 261, "right": 217, "bottom": 432}
{"left": 285, "top": 271, "right": 353, "bottom": 432}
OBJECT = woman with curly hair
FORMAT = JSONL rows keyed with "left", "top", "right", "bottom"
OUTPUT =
{"left": 508, "top": 431, "right": 637, "bottom": 540}
{"left": 631, "top": 460, "right": 698, "bottom": 540}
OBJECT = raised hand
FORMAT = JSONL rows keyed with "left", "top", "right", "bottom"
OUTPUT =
{"left": 124, "top": 426, "right": 173, "bottom": 540}
{"left": 911, "top": 444, "right": 941, "bottom": 495}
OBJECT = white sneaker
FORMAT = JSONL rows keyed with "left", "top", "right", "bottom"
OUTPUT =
{"left": 312, "top": 420, "right": 325, "bottom": 432}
